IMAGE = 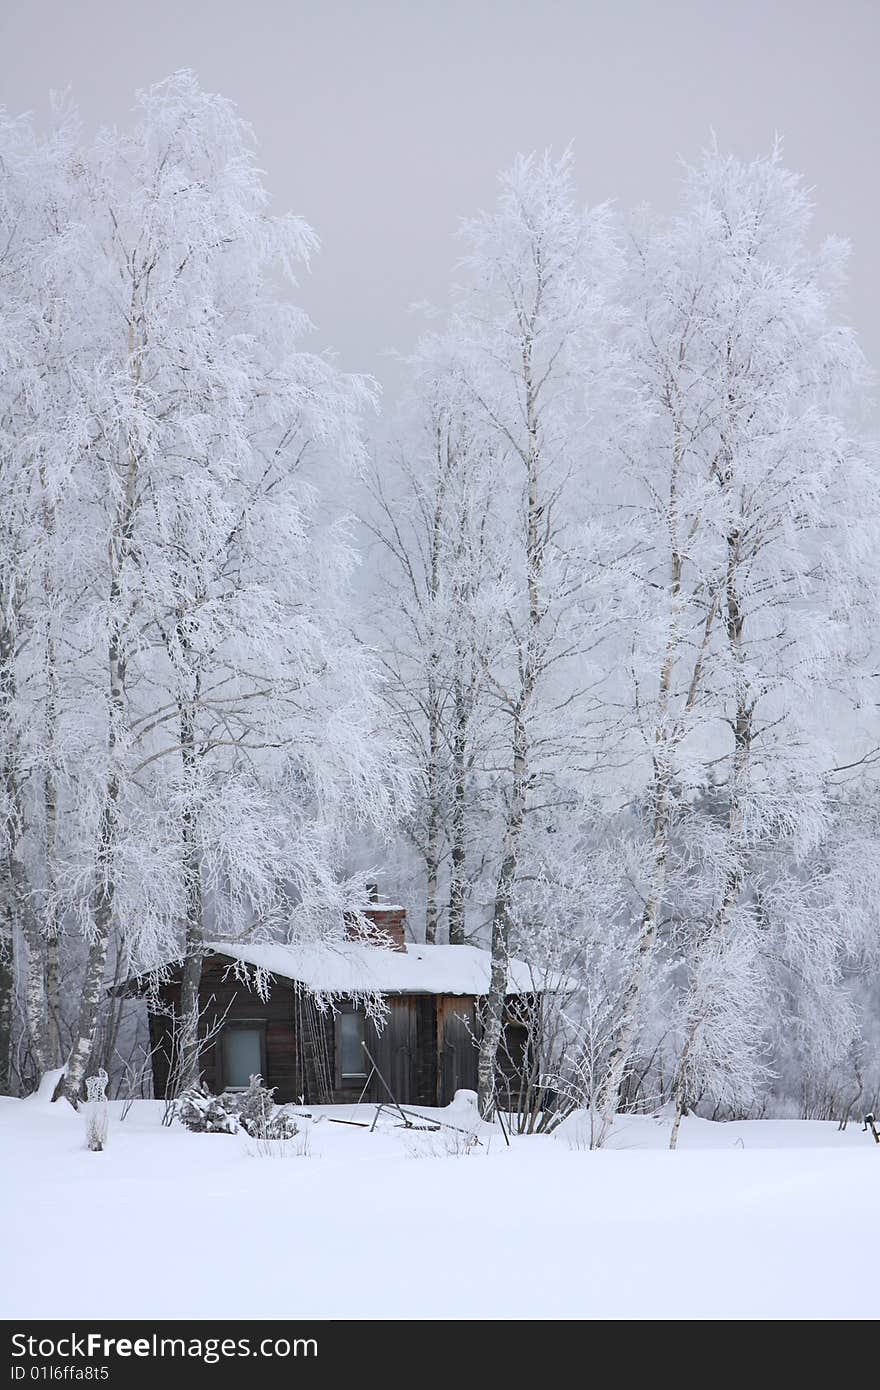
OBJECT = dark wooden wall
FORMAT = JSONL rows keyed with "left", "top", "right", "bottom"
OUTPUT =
{"left": 148, "top": 959, "right": 302, "bottom": 1102}
{"left": 145, "top": 963, "right": 444, "bottom": 1106}
{"left": 145, "top": 958, "right": 531, "bottom": 1110}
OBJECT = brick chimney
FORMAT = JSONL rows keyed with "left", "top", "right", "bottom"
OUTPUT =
{"left": 344, "top": 899, "right": 408, "bottom": 953}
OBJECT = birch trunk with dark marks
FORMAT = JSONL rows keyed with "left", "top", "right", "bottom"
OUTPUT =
{"left": 447, "top": 681, "right": 468, "bottom": 944}
{"left": 423, "top": 712, "right": 442, "bottom": 946}
{"left": 57, "top": 651, "right": 126, "bottom": 1108}
{"left": 669, "top": 506, "right": 752, "bottom": 1148}
{"left": 0, "top": 610, "right": 48, "bottom": 1077}
{"left": 448, "top": 488, "right": 481, "bottom": 947}
{"left": 12, "top": 760, "right": 48, "bottom": 1082}
{"left": 0, "top": 938, "right": 12, "bottom": 1093}
{"left": 45, "top": 933, "right": 62, "bottom": 1068}
{"left": 40, "top": 477, "right": 64, "bottom": 1068}
{"left": 176, "top": 697, "right": 205, "bottom": 1093}
{"left": 0, "top": 863, "right": 14, "bottom": 1093}
{"left": 478, "top": 707, "right": 530, "bottom": 1113}
{"left": 0, "top": 580, "right": 20, "bottom": 1091}
{"left": 42, "top": 688, "right": 63, "bottom": 1069}
{"left": 20, "top": 907, "right": 47, "bottom": 1078}
{"left": 56, "top": 313, "right": 142, "bottom": 1107}
{"left": 477, "top": 327, "right": 544, "bottom": 1115}
{"left": 59, "top": 774, "right": 119, "bottom": 1105}
{"left": 368, "top": 403, "right": 468, "bottom": 947}
{"left": 168, "top": 541, "right": 209, "bottom": 1095}
{"left": 596, "top": 414, "right": 719, "bottom": 1144}
{"left": 422, "top": 445, "right": 449, "bottom": 946}
{"left": 98, "top": 941, "right": 129, "bottom": 1077}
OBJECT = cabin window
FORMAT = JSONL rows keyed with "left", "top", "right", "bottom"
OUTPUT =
{"left": 338, "top": 1009, "right": 366, "bottom": 1080}
{"left": 221, "top": 1024, "right": 264, "bottom": 1090}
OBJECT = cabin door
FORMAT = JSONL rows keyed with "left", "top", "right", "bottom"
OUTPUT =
{"left": 436, "top": 996, "right": 478, "bottom": 1105}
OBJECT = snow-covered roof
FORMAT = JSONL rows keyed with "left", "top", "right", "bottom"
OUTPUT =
{"left": 201, "top": 939, "right": 551, "bottom": 997}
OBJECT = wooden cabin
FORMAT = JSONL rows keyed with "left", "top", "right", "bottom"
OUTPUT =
{"left": 133, "top": 904, "right": 542, "bottom": 1108}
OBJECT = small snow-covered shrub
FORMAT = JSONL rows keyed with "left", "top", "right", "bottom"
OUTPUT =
{"left": 177, "top": 1083, "right": 240, "bottom": 1135}
{"left": 227, "top": 1075, "right": 275, "bottom": 1137}
{"left": 261, "top": 1110, "right": 301, "bottom": 1141}
{"left": 223, "top": 1075, "right": 300, "bottom": 1139}
{"left": 176, "top": 1076, "right": 302, "bottom": 1140}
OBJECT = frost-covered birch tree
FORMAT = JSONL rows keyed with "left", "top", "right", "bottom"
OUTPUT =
{"left": 594, "top": 145, "right": 879, "bottom": 1140}
{"left": 87, "top": 73, "right": 397, "bottom": 1094}
{"left": 364, "top": 336, "right": 505, "bottom": 944}
{"left": 594, "top": 189, "right": 732, "bottom": 1137}
{"left": 0, "top": 102, "right": 93, "bottom": 1084}
{"left": 443, "top": 151, "right": 624, "bottom": 1113}
{"left": 2, "top": 72, "right": 406, "bottom": 1105}
{"left": 663, "top": 148, "right": 879, "bottom": 1143}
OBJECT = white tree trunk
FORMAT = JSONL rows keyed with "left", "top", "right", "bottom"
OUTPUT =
{"left": 448, "top": 686, "right": 468, "bottom": 945}
{"left": 57, "top": 322, "right": 141, "bottom": 1106}
{"left": 668, "top": 509, "right": 752, "bottom": 1136}
{"left": 477, "top": 713, "right": 527, "bottom": 1113}
{"left": 596, "top": 422, "right": 719, "bottom": 1143}
{"left": 423, "top": 713, "right": 442, "bottom": 946}
{"left": 176, "top": 713, "right": 204, "bottom": 1094}
{"left": 477, "top": 333, "right": 542, "bottom": 1116}
{"left": 0, "top": 920, "right": 13, "bottom": 1094}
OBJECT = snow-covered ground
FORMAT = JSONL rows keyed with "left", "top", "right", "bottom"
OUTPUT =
{"left": 2, "top": 1091, "right": 877, "bottom": 1320}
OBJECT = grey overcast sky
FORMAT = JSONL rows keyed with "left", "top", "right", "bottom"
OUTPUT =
{"left": 3, "top": 0, "right": 878, "bottom": 399}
